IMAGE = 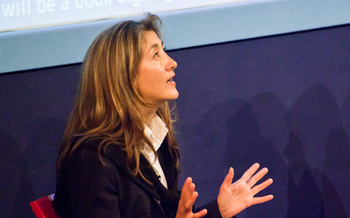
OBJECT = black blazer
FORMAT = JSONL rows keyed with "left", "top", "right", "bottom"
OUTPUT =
{"left": 53, "top": 138, "right": 222, "bottom": 218}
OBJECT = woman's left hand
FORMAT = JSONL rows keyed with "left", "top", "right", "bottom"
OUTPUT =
{"left": 217, "top": 163, "right": 274, "bottom": 218}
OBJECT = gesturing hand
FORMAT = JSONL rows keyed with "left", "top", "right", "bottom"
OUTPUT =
{"left": 176, "top": 177, "right": 207, "bottom": 218}
{"left": 217, "top": 163, "right": 274, "bottom": 218}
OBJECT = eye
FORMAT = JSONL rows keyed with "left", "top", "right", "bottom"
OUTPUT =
{"left": 153, "top": 52, "right": 159, "bottom": 58}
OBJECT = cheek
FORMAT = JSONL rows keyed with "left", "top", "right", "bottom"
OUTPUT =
{"left": 141, "top": 67, "right": 162, "bottom": 86}
{"left": 137, "top": 62, "right": 167, "bottom": 98}
{"left": 138, "top": 72, "right": 159, "bottom": 96}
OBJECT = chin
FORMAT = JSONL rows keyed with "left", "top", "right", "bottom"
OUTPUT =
{"left": 163, "top": 90, "right": 179, "bottom": 101}
{"left": 170, "top": 92, "right": 179, "bottom": 100}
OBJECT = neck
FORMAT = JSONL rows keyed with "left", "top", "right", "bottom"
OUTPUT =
{"left": 142, "top": 106, "right": 158, "bottom": 127}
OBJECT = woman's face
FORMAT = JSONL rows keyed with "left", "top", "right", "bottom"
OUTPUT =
{"left": 137, "top": 31, "right": 178, "bottom": 106}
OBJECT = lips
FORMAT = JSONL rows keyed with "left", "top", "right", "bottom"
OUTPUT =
{"left": 167, "top": 75, "right": 175, "bottom": 84}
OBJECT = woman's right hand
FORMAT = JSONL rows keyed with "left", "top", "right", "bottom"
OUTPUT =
{"left": 176, "top": 177, "right": 207, "bottom": 218}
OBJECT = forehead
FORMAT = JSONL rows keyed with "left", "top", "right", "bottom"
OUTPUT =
{"left": 142, "top": 31, "right": 162, "bottom": 48}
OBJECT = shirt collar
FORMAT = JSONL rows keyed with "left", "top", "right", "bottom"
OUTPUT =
{"left": 143, "top": 115, "right": 168, "bottom": 151}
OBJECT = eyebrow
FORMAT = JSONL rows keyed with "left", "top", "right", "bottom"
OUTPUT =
{"left": 148, "top": 41, "right": 164, "bottom": 53}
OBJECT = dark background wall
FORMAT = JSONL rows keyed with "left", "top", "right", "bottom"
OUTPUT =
{"left": 1, "top": 24, "right": 349, "bottom": 217}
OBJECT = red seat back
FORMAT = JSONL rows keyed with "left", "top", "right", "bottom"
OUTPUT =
{"left": 30, "top": 194, "right": 61, "bottom": 218}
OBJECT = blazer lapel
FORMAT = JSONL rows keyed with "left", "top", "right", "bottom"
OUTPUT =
{"left": 98, "top": 138, "right": 179, "bottom": 213}
{"left": 104, "top": 143, "right": 161, "bottom": 201}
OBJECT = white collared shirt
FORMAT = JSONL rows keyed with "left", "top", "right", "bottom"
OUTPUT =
{"left": 141, "top": 115, "right": 168, "bottom": 189}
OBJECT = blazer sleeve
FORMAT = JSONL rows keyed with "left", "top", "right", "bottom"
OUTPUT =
{"left": 194, "top": 200, "right": 221, "bottom": 218}
{"left": 58, "top": 146, "right": 122, "bottom": 218}
{"left": 195, "top": 200, "right": 236, "bottom": 218}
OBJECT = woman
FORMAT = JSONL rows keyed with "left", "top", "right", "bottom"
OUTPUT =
{"left": 53, "top": 13, "right": 273, "bottom": 218}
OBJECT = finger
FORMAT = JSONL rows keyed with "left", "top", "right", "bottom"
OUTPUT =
{"left": 241, "top": 163, "right": 260, "bottom": 181}
{"left": 251, "top": 178, "right": 273, "bottom": 196}
{"left": 247, "top": 167, "right": 269, "bottom": 188}
{"left": 184, "top": 191, "right": 199, "bottom": 210}
{"left": 252, "top": 194, "right": 274, "bottom": 205}
{"left": 193, "top": 209, "right": 208, "bottom": 218}
{"left": 222, "top": 167, "right": 234, "bottom": 187}
{"left": 182, "top": 177, "right": 192, "bottom": 191}
{"left": 178, "top": 191, "right": 199, "bottom": 214}
{"left": 180, "top": 177, "right": 194, "bottom": 201}
{"left": 179, "top": 177, "right": 195, "bottom": 208}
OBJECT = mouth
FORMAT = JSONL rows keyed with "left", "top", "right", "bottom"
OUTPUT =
{"left": 167, "top": 76, "right": 175, "bottom": 84}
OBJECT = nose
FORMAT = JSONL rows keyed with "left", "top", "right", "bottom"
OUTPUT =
{"left": 166, "top": 54, "right": 177, "bottom": 71}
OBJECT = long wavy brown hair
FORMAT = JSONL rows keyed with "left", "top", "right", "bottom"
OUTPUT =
{"left": 57, "top": 13, "right": 179, "bottom": 180}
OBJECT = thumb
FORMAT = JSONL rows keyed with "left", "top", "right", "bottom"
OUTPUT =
{"left": 222, "top": 167, "right": 234, "bottom": 187}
